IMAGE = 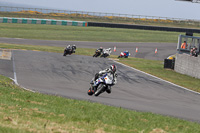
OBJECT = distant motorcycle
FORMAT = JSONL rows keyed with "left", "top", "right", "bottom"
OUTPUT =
{"left": 93, "top": 49, "right": 102, "bottom": 57}
{"left": 100, "top": 48, "right": 112, "bottom": 58}
{"left": 63, "top": 45, "right": 76, "bottom": 56}
{"left": 118, "top": 51, "right": 130, "bottom": 58}
{"left": 88, "top": 73, "right": 114, "bottom": 96}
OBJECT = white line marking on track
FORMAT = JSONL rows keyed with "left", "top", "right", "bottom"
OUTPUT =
{"left": 12, "top": 51, "right": 18, "bottom": 85}
{"left": 11, "top": 51, "right": 35, "bottom": 93}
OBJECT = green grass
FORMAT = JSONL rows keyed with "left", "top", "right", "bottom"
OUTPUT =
{"left": 0, "top": 43, "right": 95, "bottom": 56}
{"left": 117, "top": 57, "right": 200, "bottom": 93}
{"left": 1, "top": 75, "right": 200, "bottom": 133}
{"left": 1, "top": 23, "right": 198, "bottom": 43}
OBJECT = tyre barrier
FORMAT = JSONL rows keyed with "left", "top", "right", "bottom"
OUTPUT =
{"left": 0, "top": 17, "right": 88, "bottom": 27}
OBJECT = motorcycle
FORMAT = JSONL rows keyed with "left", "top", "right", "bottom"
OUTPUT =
{"left": 100, "top": 48, "right": 112, "bottom": 58}
{"left": 88, "top": 73, "right": 114, "bottom": 96}
{"left": 63, "top": 45, "right": 76, "bottom": 56}
{"left": 118, "top": 51, "right": 130, "bottom": 58}
{"left": 93, "top": 49, "right": 102, "bottom": 57}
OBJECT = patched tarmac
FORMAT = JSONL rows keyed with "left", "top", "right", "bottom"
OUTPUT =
{"left": 0, "top": 49, "right": 12, "bottom": 60}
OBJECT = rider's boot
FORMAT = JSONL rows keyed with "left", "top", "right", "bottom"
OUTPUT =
{"left": 88, "top": 88, "right": 94, "bottom": 95}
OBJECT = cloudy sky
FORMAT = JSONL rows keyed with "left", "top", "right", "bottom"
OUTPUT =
{"left": 0, "top": 0, "right": 200, "bottom": 20}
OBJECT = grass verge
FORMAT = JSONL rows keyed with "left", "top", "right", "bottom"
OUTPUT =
{"left": 0, "top": 43, "right": 95, "bottom": 56}
{"left": 1, "top": 75, "right": 200, "bottom": 133}
{"left": 0, "top": 23, "right": 197, "bottom": 43}
{"left": 117, "top": 57, "right": 200, "bottom": 93}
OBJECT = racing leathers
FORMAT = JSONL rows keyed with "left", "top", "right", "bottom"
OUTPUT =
{"left": 101, "top": 48, "right": 112, "bottom": 57}
{"left": 91, "top": 68, "right": 117, "bottom": 94}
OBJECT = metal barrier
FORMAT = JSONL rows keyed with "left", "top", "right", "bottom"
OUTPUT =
{"left": 88, "top": 22, "right": 200, "bottom": 33}
{"left": 0, "top": 17, "right": 87, "bottom": 27}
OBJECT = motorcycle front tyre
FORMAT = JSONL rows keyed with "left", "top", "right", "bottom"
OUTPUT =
{"left": 93, "top": 54, "right": 97, "bottom": 57}
{"left": 94, "top": 84, "right": 105, "bottom": 96}
{"left": 63, "top": 50, "right": 67, "bottom": 56}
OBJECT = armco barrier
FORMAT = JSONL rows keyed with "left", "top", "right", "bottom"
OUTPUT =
{"left": 0, "top": 17, "right": 88, "bottom": 27}
{"left": 88, "top": 22, "right": 200, "bottom": 33}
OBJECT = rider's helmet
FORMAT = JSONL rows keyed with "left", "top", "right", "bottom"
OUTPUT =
{"left": 98, "top": 47, "right": 103, "bottom": 52}
{"left": 110, "top": 65, "right": 116, "bottom": 73}
{"left": 72, "top": 44, "right": 76, "bottom": 49}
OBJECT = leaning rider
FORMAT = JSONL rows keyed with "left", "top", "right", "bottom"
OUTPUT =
{"left": 72, "top": 44, "right": 76, "bottom": 53}
{"left": 97, "top": 47, "right": 103, "bottom": 53}
{"left": 89, "top": 65, "right": 117, "bottom": 94}
{"left": 123, "top": 50, "right": 130, "bottom": 58}
{"left": 66, "top": 45, "right": 71, "bottom": 50}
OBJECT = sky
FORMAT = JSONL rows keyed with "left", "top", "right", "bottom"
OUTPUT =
{"left": 0, "top": 0, "right": 200, "bottom": 20}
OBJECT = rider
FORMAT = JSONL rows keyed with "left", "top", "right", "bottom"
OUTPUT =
{"left": 93, "top": 47, "right": 103, "bottom": 57}
{"left": 103, "top": 48, "right": 112, "bottom": 55}
{"left": 89, "top": 65, "right": 117, "bottom": 94}
{"left": 72, "top": 44, "right": 76, "bottom": 53}
{"left": 123, "top": 50, "right": 130, "bottom": 58}
{"left": 66, "top": 45, "right": 71, "bottom": 50}
{"left": 63, "top": 45, "right": 72, "bottom": 56}
{"left": 97, "top": 47, "right": 103, "bottom": 53}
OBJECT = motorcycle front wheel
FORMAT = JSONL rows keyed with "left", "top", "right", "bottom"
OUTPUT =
{"left": 94, "top": 84, "right": 105, "bottom": 96}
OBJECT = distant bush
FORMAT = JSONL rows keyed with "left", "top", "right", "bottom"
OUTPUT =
{"left": 6, "top": 10, "right": 199, "bottom": 27}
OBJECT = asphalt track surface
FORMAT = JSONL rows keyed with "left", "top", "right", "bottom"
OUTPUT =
{"left": 1, "top": 38, "right": 200, "bottom": 123}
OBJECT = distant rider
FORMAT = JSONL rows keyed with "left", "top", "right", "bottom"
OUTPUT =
{"left": 89, "top": 65, "right": 117, "bottom": 94}
{"left": 123, "top": 50, "right": 130, "bottom": 58}
{"left": 101, "top": 48, "right": 112, "bottom": 58}
{"left": 93, "top": 47, "right": 103, "bottom": 57}
{"left": 72, "top": 44, "right": 76, "bottom": 53}
{"left": 96, "top": 47, "right": 103, "bottom": 54}
{"left": 63, "top": 45, "right": 72, "bottom": 56}
{"left": 103, "top": 48, "right": 112, "bottom": 55}
{"left": 66, "top": 45, "right": 72, "bottom": 50}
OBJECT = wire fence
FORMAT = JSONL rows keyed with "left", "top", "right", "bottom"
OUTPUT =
{"left": 0, "top": 6, "right": 200, "bottom": 27}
